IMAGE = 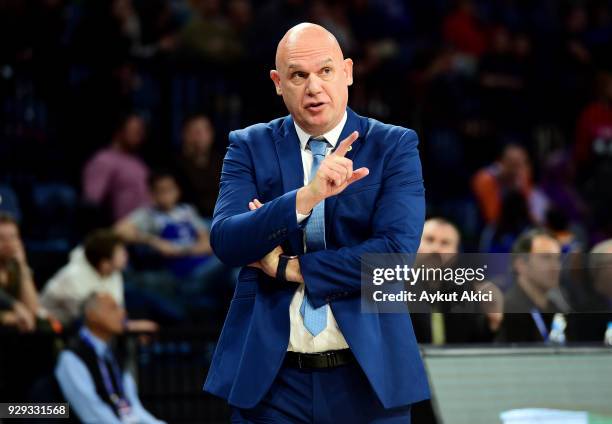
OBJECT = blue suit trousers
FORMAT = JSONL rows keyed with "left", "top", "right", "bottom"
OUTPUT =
{"left": 231, "top": 362, "right": 411, "bottom": 424}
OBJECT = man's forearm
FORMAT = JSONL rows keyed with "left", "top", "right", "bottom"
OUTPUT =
{"left": 187, "top": 241, "right": 213, "bottom": 256}
{"left": 114, "top": 221, "right": 153, "bottom": 245}
{"left": 211, "top": 189, "right": 302, "bottom": 267}
{"left": 285, "top": 258, "right": 304, "bottom": 283}
{"left": 18, "top": 263, "right": 40, "bottom": 314}
{"left": 296, "top": 186, "right": 321, "bottom": 215}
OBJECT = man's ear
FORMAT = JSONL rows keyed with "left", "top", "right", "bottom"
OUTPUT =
{"left": 270, "top": 70, "right": 282, "bottom": 96}
{"left": 344, "top": 58, "right": 354, "bottom": 86}
{"left": 513, "top": 256, "right": 527, "bottom": 277}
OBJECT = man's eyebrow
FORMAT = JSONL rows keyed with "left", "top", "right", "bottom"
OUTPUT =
{"left": 287, "top": 58, "right": 334, "bottom": 70}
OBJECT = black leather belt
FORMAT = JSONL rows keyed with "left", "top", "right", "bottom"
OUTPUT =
{"left": 284, "top": 349, "right": 355, "bottom": 369}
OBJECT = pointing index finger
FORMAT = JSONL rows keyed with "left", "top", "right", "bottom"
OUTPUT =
{"left": 333, "top": 131, "right": 359, "bottom": 157}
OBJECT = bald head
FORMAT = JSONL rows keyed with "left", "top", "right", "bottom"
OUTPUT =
{"left": 275, "top": 23, "right": 343, "bottom": 70}
{"left": 270, "top": 22, "right": 353, "bottom": 135}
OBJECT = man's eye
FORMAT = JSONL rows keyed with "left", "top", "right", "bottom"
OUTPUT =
{"left": 292, "top": 72, "right": 306, "bottom": 79}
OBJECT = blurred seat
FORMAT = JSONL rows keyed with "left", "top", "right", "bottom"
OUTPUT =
{"left": 25, "top": 182, "right": 78, "bottom": 286}
{"left": 27, "top": 182, "right": 77, "bottom": 248}
{"left": 0, "top": 184, "right": 22, "bottom": 222}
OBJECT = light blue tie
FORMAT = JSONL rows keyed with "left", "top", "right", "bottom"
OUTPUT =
{"left": 301, "top": 137, "right": 329, "bottom": 336}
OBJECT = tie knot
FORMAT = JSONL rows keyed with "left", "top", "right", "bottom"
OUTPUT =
{"left": 307, "top": 137, "right": 329, "bottom": 156}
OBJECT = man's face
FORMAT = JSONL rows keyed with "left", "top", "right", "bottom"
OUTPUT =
{"left": 0, "top": 223, "right": 20, "bottom": 259}
{"left": 89, "top": 294, "right": 126, "bottom": 336}
{"left": 270, "top": 26, "right": 353, "bottom": 135}
{"left": 521, "top": 235, "right": 561, "bottom": 292}
{"left": 183, "top": 117, "right": 214, "bottom": 154}
{"left": 151, "top": 177, "right": 180, "bottom": 211}
{"left": 111, "top": 245, "right": 128, "bottom": 272}
{"left": 418, "top": 221, "right": 460, "bottom": 260}
{"left": 121, "top": 116, "right": 146, "bottom": 151}
{"left": 500, "top": 145, "right": 529, "bottom": 180}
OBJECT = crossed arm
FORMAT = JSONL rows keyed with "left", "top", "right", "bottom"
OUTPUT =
{"left": 247, "top": 131, "right": 366, "bottom": 282}
{"left": 210, "top": 130, "right": 364, "bottom": 265}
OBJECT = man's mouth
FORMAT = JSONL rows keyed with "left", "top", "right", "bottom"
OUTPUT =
{"left": 305, "top": 102, "right": 326, "bottom": 111}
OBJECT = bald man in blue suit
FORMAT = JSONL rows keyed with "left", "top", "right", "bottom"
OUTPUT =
{"left": 204, "top": 23, "right": 429, "bottom": 423}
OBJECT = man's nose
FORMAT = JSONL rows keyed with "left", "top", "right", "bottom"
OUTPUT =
{"left": 431, "top": 244, "right": 443, "bottom": 255}
{"left": 305, "top": 75, "right": 323, "bottom": 95}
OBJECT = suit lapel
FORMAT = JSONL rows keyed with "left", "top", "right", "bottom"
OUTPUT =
{"left": 272, "top": 109, "right": 367, "bottom": 252}
{"left": 326, "top": 108, "right": 367, "bottom": 235}
{"left": 273, "top": 115, "right": 305, "bottom": 255}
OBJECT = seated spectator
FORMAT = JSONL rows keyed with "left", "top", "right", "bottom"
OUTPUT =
{"left": 41, "top": 229, "right": 157, "bottom": 332}
{"left": 472, "top": 143, "right": 548, "bottom": 226}
{"left": 413, "top": 217, "right": 502, "bottom": 345}
{"left": 114, "top": 171, "right": 215, "bottom": 282}
{"left": 497, "top": 229, "right": 571, "bottom": 343}
{"left": 173, "top": 114, "right": 223, "bottom": 218}
{"left": 0, "top": 213, "right": 57, "bottom": 332}
{"left": 55, "top": 293, "right": 164, "bottom": 424}
{"left": 567, "top": 239, "right": 612, "bottom": 342}
{"left": 0, "top": 278, "right": 35, "bottom": 332}
{"left": 83, "top": 113, "right": 151, "bottom": 221}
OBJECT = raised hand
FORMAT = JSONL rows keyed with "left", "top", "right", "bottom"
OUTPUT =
{"left": 306, "top": 131, "right": 369, "bottom": 202}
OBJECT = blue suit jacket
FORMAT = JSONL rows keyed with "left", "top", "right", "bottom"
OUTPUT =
{"left": 203, "top": 108, "right": 430, "bottom": 409}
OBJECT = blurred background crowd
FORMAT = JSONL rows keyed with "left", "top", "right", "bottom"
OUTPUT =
{"left": 1, "top": 0, "right": 612, "bottom": 422}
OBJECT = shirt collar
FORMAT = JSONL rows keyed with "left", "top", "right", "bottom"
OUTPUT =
{"left": 294, "top": 110, "right": 348, "bottom": 151}
{"left": 80, "top": 326, "right": 110, "bottom": 358}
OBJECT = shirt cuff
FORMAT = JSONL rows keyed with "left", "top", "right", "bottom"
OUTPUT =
{"left": 296, "top": 210, "right": 311, "bottom": 224}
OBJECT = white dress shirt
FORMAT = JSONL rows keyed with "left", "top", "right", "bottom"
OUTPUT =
{"left": 287, "top": 111, "right": 350, "bottom": 353}
{"left": 41, "top": 247, "right": 124, "bottom": 326}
